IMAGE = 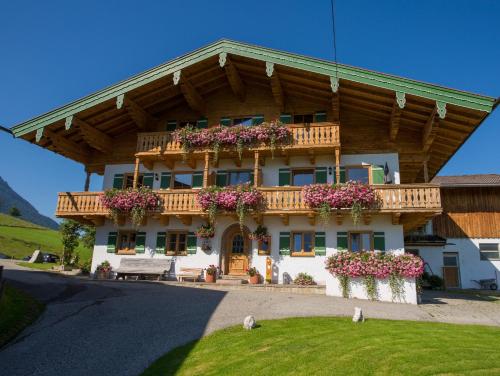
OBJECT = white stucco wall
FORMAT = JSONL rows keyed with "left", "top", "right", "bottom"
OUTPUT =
{"left": 417, "top": 238, "right": 500, "bottom": 289}
{"left": 91, "top": 214, "right": 405, "bottom": 287}
{"left": 325, "top": 276, "right": 418, "bottom": 304}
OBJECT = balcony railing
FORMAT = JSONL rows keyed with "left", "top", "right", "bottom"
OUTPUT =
{"left": 136, "top": 123, "right": 340, "bottom": 155}
{"left": 56, "top": 185, "right": 441, "bottom": 218}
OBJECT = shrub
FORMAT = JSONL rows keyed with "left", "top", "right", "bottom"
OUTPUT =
{"left": 205, "top": 265, "right": 218, "bottom": 276}
{"left": 246, "top": 267, "right": 258, "bottom": 277}
{"left": 96, "top": 260, "right": 112, "bottom": 273}
{"left": 294, "top": 273, "right": 316, "bottom": 286}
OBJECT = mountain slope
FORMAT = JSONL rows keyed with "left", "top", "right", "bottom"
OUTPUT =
{"left": 0, "top": 213, "right": 91, "bottom": 262}
{"left": 0, "top": 176, "right": 58, "bottom": 230}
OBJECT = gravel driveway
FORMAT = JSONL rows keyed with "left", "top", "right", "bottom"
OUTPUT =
{"left": 1, "top": 260, "right": 499, "bottom": 376}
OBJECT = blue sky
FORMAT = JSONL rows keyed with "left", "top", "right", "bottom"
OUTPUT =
{"left": 0, "top": 0, "right": 498, "bottom": 220}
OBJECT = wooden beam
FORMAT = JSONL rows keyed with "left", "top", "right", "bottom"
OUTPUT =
{"left": 142, "top": 159, "right": 154, "bottom": 171}
{"left": 330, "top": 76, "right": 340, "bottom": 122}
{"left": 203, "top": 152, "right": 210, "bottom": 188}
{"left": 422, "top": 103, "right": 445, "bottom": 153}
{"left": 280, "top": 214, "right": 289, "bottom": 226}
{"left": 173, "top": 70, "right": 205, "bottom": 114}
{"left": 160, "top": 216, "right": 170, "bottom": 226}
{"left": 176, "top": 215, "right": 192, "bottom": 226}
{"left": 43, "top": 128, "right": 89, "bottom": 163}
{"left": 335, "top": 213, "right": 344, "bottom": 225}
{"left": 335, "top": 148, "right": 340, "bottom": 184}
{"left": 307, "top": 213, "right": 316, "bottom": 226}
{"left": 389, "top": 92, "right": 405, "bottom": 141}
{"left": 70, "top": 116, "right": 113, "bottom": 153}
{"left": 84, "top": 171, "right": 91, "bottom": 192}
{"left": 392, "top": 212, "right": 401, "bottom": 225}
{"left": 266, "top": 62, "right": 285, "bottom": 111}
{"left": 133, "top": 157, "right": 140, "bottom": 188}
{"left": 163, "top": 159, "right": 175, "bottom": 170}
{"left": 254, "top": 151, "right": 260, "bottom": 187}
{"left": 116, "top": 94, "right": 157, "bottom": 129}
{"left": 219, "top": 53, "right": 246, "bottom": 102}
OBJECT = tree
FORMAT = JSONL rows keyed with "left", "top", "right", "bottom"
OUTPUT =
{"left": 81, "top": 225, "right": 96, "bottom": 249}
{"left": 59, "top": 219, "right": 81, "bottom": 266}
{"left": 9, "top": 206, "right": 21, "bottom": 217}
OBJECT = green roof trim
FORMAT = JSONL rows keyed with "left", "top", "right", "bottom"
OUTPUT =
{"left": 11, "top": 39, "right": 497, "bottom": 137}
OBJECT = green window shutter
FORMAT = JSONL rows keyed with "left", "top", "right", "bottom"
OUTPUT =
{"left": 279, "top": 114, "right": 292, "bottom": 124}
{"left": 107, "top": 232, "right": 117, "bottom": 253}
{"left": 249, "top": 171, "right": 255, "bottom": 186}
{"left": 112, "top": 174, "right": 124, "bottom": 189}
{"left": 216, "top": 171, "right": 227, "bottom": 187}
{"left": 372, "top": 165, "right": 385, "bottom": 185}
{"left": 334, "top": 167, "right": 346, "bottom": 184}
{"left": 156, "top": 232, "right": 166, "bottom": 254}
{"left": 192, "top": 171, "right": 203, "bottom": 188}
{"left": 374, "top": 232, "right": 385, "bottom": 251}
{"left": 279, "top": 232, "right": 290, "bottom": 256}
{"left": 160, "top": 172, "right": 171, "bottom": 189}
{"left": 252, "top": 115, "right": 264, "bottom": 125}
{"left": 197, "top": 118, "right": 208, "bottom": 129}
{"left": 314, "top": 111, "right": 327, "bottom": 122}
{"left": 142, "top": 173, "right": 154, "bottom": 189}
{"left": 315, "top": 167, "right": 327, "bottom": 184}
{"left": 337, "top": 232, "right": 348, "bottom": 251}
{"left": 135, "top": 232, "right": 146, "bottom": 253}
{"left": 187, "top": 232, "right": 197, "bottom": 254}
{"left": 279, "top": 168, "right": 291, "bottom": 186}
{"left": 314, "top": 232, "right": 326, "bottom": 256}
{"left": 166, "top": 121, "right": 177, "bottom": 131}
{"left": 220, "top": 117, "right": 232, "bottom": 126}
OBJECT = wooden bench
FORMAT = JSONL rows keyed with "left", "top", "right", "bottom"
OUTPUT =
{"left": 114, "top": 258, "right": 173, "bottom": 281}
{"left": 177, "top": 267, "right": 203, "bottom": 282}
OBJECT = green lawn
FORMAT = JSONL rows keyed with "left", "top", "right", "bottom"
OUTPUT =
{"left": 16, "top": 262, "right": 56, "bottom": 271}
{"left": 0, "top": 214, "right": 91, "bottom": 263}
{"left": 0, "top": 284, "right": 44, "bottom": 347}
{"left": 143, "top": 317, "right": 500, "bottom": 376}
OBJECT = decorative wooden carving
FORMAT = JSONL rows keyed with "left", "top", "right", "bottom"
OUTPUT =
{"left": 280, "top": 214, "right": 289, "bottom": 226}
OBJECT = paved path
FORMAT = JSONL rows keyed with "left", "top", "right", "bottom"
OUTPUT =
{"left": 1, "top": 260, "right": 500, "bottom": 376}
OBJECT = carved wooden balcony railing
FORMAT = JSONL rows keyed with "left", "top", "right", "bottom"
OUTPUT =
{"left": 136, "top": 123, "right": 341, "bottom": 156}
{"left": 56, "top": 185, "right": 441, "bottom": 230}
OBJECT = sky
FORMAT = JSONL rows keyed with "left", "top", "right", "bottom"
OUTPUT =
{"left": 0, "top": 0, "right": 498, "bottom": 221}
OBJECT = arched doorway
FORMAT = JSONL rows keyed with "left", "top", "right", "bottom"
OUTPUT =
{"left": 220, "top": 224, "right": 250, "bottom": 275}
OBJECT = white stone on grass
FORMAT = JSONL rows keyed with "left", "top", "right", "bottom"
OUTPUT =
{"left": 243, "top": 315, "right": 256, "bottom": 330}
{"left": 352, "top": 307, "right": 364, "bottom": 322}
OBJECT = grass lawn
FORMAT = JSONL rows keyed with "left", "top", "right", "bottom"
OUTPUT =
{"left": 0, "top": 284, "right": 44, "bottom": 347}
{"left": 16, "top": 262, "right": 56, "bottom": 271}
{"left": 142, "top": 317, "right": 500, "bottom": 376}
{"left": 0, "top": 214, "right": 91, "bottom": 263}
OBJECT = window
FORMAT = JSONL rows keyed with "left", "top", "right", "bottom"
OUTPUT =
{"left": 228, "top": 171, "right": 252, "bottom": 185}
{"left": 233, "top": 117, "right": 253, "bottom": 126}
{"left": 349, "top": 231, "right": 373, "bottom": 252}
{"left": 173, "top": 173, "right": 193, "bottom": 189}
{"left": 479, "top": 243, "right": 499, "bottom": 261}
{"left": 346, "top": 166, "right": 370, "bottom": 184}
{"left": 258, "top": 237, "right": 271, "bottom": 256}
{"left": 167, "top": 232, "right": 188, "bottom": 255}
{"left": 117, "top": 231, "right": 137, "bottom": 253}
{"left": 292, "top": 232, "right": 314, "bottom": 256}
{"left": 123, "top": 174, "right": 144, "bottom": 189}
{"left": 292, "top": 169, "right": 315, "bottom": 186}
{"left": 293, "top": 114, "right": 314, "bottom": 124}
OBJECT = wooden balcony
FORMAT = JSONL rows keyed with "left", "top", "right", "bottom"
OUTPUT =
{"left": 56, "top": 185, "right": 441, "bottom": 231}
{"left": 136, "top": 123, "right": 340, "bottom": 162}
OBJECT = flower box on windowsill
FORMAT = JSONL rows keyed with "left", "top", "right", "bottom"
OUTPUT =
{"left": 116, "top": 249, "right": 136, "bottom": 255}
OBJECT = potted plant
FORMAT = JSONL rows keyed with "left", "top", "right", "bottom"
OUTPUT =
{"left": 205, "top": 265, "right": 218, "bottom": 283}
{"left": 95, "top": 260, "right": 112, "bottom": 280}
{"left": 293, "top": 272, "right": 316, "bottom": 286}
{"left": 247, "top": 267, "right": 260, "bottom": 284}
{"left": 248, "top": 225, "right": 271, "bottom": 242}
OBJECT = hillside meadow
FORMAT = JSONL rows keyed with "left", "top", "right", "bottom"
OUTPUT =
{"left": 0, "top": 214, "right": 91, "bottom": 262}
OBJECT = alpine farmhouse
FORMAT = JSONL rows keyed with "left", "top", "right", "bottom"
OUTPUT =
{"left": 10, "top": 40, "right": 498, "bottom": 302}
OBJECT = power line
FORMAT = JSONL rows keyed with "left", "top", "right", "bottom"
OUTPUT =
{"left": 330, "top": 0, "right": 338, "bottom": 65}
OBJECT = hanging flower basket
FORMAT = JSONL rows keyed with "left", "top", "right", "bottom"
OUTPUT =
{"left": 197, "top": 185, "right": 265, "bottom": 229}
{"left": 195, "top": 224, "right": 215, "bottom": 239}
{"left": 172, "top": 121, "right": 292, "bottom": 161}
{"left": 248, "top": 225, "right": 271, "bottom": 242}
{"left": 302, "top": 181, "right": 379, "bottom": 224}
{"left": 100, "top": 187, "right": 160, "bottom": 227}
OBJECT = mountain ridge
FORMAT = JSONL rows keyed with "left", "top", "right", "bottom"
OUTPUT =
{"left": 0, "top": 176, "right": 59, "bottom": 230}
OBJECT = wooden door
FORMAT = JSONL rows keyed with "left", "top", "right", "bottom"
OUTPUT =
{"left": 442, "top": 252, "right": 460, "bottom": 288}
{"left": 227, "top": 233, "right": 248, "bottom": 275}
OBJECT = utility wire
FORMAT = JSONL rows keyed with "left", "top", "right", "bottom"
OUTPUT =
{"left": 330, "top": 0, "right": 338, "bottom": 66}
